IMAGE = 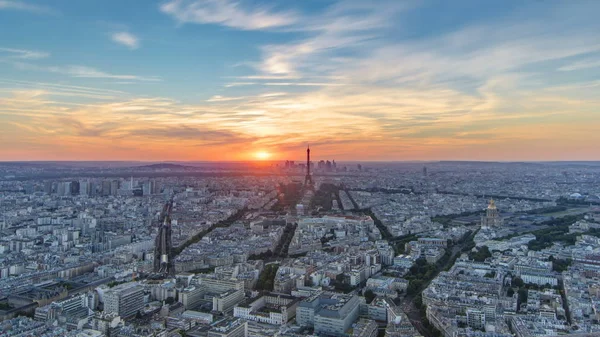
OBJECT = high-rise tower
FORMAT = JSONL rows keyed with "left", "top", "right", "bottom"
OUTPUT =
{"left": 154, "top": 198, "right": 175, "bottom": 276}
{"left": 304, "top": 145, "right": 313, "bottom": 187}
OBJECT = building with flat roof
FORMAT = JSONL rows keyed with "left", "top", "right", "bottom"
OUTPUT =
{"left": 297, "top": 291, "right": 360, "bottom": 337}
{"left": 182, "top": 310, "right": 213, "bottom": 324}
{"left": 103, "top": 282, "right": 144, "bottom": 318}
{"left": 207, "top": 317, "right": 247, "bottom": 337}
{"left": 179, "top": 286, "right": 205, "bottom": 310}
{"left": 352, "top": 318, "right": 378, "bottom": 337}
{"left": 213, "top": 288, "right": 244, "bottom": 313}
{"left": 234, "top": 292, "right": 299, "bottom": 325}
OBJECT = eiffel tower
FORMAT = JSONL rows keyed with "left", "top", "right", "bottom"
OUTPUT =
{"left": 304, "top": 145, "right": 314, "bottom": 188}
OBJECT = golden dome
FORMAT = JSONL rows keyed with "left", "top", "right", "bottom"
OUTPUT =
{"left": 487, "top": 198, "right": 496, "bottom": 209}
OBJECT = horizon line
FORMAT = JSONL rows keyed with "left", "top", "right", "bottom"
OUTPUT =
{"left": 1, "top": 160, "right": 600, "bottom": 164}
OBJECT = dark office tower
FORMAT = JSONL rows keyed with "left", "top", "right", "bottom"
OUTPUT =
{"left": 102, "top": 181, "right": 111, "bottom": 196}
{"left": 90, "top": 182, "right": 98, "bottom": 196}
{"left": 70, "top": 181, "right": 80, "bottom": 195}
{"left": 154, "top": 199, "right": 175, "bottom": 276}
{"left": 304, "top": 146, "right": 313, "bottom": 187}
{"left": 44, "top": 181, "right": 53, "bottom": 195}
{"left": 326, "top": 160, "right": 332, "bottom": 172}
{"left": 110, "top": 180, "right": 119, "bottom": 196}
{"left": 423, "top": 166, "right": 428, "bottom": 177}
{"left": 357, "top": 164, "right": 362, "bottom": 171}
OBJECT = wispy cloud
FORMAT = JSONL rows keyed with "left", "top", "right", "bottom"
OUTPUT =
{"left": 12, "top": 62, "right": 161, "bottom": 82}
{"left": 0, "top": 47, "right": 49, "bottom": 59}
{"left": 0, "top": 79, "right": 129, "bottom": 96}
{"left": 111, "top": 32, "right": 140, "bottom": 49}
{"left": 0, "top": 0, "right": 57, "bottom": 14}
{"left": 224, "top": 82, "right": 256, "bottom": 87}
{"left": 263, "top": 82, "right": 344, "bottom": 87}
{"left": 558, "top": 58, "right": 600, "bottom": 71}
{"left": 251, "top": 1, "right": 406, "bottom": 80}
{"left": 206, "top": 95, "right": 246, "bottom": 102}
{"left": 160, "top": 0, "right": 298, "bottom": 30}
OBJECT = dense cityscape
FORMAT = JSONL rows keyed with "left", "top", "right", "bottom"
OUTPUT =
{"left": 1, "top": 1, "right": 599, "bottom": 336}
{"left": 1, "top": 150, "right": 599, "bottom": 337}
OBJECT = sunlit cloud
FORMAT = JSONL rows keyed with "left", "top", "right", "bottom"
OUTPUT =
{"left": 263, "top": 82, "right": 344, "bottom": 87}
{"left": 206, "top": 95, "right": 247, "bottom": 102}
{"left": 111, "top": 32, "right": 140, "bottom": 49}
{"left": 160, "top": 0, "right": 298, "bottom": 30}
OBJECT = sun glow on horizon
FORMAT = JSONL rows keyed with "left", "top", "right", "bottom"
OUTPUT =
{"left": 254, "top": 151, "right": 272, "bottom": 160}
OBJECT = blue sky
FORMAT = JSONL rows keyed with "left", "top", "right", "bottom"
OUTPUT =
{"left": 0, "top": 0, "right": 599, "bottom": 161}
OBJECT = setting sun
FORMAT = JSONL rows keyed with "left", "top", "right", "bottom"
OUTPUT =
{"left": 254, "top": 151, "right": 271, "bottom": 160}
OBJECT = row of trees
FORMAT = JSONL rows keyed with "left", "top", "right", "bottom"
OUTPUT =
{"left": 550, "top": 256, "right": 573, "bottom": 272}
{"left": 406, "top": 231, "right": 477, "bottom": 296}
{"left": 435, "top": 191, "right": 550, "bottom": 203}
{"left": 526, "top": 214, "right": 586, "bottom": 251}
{"left": 310, "top": 183, "right": 341, "bottom": 211}
{"left": 509, "top": 277, "right": 528, "bottom": 310}
{"left": 255, "top": 264, "right": 279, "bottom": 291}
{"left": 172, "top": 208, "right": 248, "bottom": 256}
{"left": 389, "top": 233, "right": 418, "bottom": 255}
{"left": 248, "top": 223, "right": 298, "bottom": 260}
{"left": 413, "top": 294, "right": 444, "bottom": 337}
{"left": 271, "top": 183, "right": 303, "bottom": 212}
{"left": 405, "top": 255, "right": 449, "bottom": 296}
{"left": 351, "top": 187, "right": 414, "bottom": 195}
{"left": 361, "top": 208, "right": 393, "bottom": 241}
{"left": 557, "top": 197, "right": 600, "bottom": 206}
{"left": 523, "top": 206, "right": 568, "bottom": 215}
{"left": 431, "top": 210, "right": 483, "bottom": 227}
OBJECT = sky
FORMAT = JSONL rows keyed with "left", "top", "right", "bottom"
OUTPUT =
{"left": 0, "top": 0, "right": 599, "bottom": 162}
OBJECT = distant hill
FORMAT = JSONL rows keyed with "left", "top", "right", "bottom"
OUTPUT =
{"left": 134, "top": 163, "right": 193, "bottom": 170}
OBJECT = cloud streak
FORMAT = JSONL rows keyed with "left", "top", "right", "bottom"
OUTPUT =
{"left": 0, "top": 0, "right": 56, "bottom": 14}
{"left": 0, "top": 47, "right": 49, "bottom": 59}
{"left": 558, "top": 58, "right": 600, "bottom": 72}
{"left": 12, "top": 62, "right": 161, "bottom": 82}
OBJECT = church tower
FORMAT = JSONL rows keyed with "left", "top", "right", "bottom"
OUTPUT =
{"left": 481, "top": 199, "right": 503, "bottom": 228}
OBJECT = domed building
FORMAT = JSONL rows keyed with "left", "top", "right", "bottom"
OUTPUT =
{"left": 481, "top": 199, "right": 504, "bottom": 228}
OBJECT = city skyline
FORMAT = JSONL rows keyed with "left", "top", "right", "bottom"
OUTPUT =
{"left": 1, "top": 0, "right": 600, "bottom": 161}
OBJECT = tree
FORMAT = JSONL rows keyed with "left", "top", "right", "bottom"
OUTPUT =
{"left": 518, "top": 288, "right": 528, "bottom": 305}
{"left": 364, "top": 290, "right": 375, "bottom": 304}
{"left": 469, "top": 246, "right": 491, "bottom": 262}
{"left": 552, "top": 258, "right": 572, "bottom": 272}
{"left": 512, "top": 276, "right": 524, "bottom": 288}
{"left": 507, "top": 288, "right": 515, "bottom": 297}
